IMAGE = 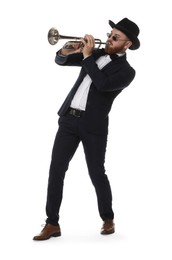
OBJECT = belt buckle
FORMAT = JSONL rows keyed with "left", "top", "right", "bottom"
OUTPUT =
{"left": 70, "top": 108, "right": 81, "bottom": 117}
{"left": 74, "top": 109, "right": 81, "bottom": 117}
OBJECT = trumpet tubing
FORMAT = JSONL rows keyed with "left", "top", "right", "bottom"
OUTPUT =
{"left": 47, "top": 27, "right": 109, "bottom": 48}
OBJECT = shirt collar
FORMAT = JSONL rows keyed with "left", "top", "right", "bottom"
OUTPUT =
{"left": 117, "top": 52, "right": 126, "bottom": 57}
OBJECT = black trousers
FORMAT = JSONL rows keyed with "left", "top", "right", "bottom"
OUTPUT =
{"left": 45, "top": 113, "right": 114, "bottom": 225}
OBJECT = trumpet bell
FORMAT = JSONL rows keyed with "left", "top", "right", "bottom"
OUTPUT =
{"left": 48, "top": 28, "right": 60, "bottom": 45}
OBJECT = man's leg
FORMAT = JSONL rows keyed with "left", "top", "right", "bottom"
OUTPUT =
{"left": 46, "top": 116, "right": 80, "bottom": 225}
{"left": 82, "top": 132, "right": 114, "bottom": 221}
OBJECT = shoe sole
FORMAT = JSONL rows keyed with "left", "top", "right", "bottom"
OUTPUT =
{"left": 33, "top": 232, "right": 61, "bottom": 241}
{"left": 101, "top": 229, "right": 115, "bottom": 235}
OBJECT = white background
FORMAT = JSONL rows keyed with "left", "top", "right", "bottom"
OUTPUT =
{"left": 0, "top": 0, "right": 172, "bottom": 259}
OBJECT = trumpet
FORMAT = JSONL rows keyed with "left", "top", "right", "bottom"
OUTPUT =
{"left": 47, "top": 27, "right": 110, "bottom": 49}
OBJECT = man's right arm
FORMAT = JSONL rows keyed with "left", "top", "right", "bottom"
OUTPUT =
{"left": 55, "top": 49, "right": 84, "bottom": 66}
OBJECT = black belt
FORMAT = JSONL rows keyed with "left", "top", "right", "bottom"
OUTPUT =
{"left": 68, "top": 108, "right": 84, "bottom": 117}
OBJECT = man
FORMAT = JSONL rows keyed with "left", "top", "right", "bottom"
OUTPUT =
{"left": 33, "top": 18, "right": 140, "bottom": 240}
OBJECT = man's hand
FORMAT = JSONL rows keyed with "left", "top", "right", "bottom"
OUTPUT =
{"left": 81, "top": 34, "right": 95, "bottom": 59}
{"left": 59, "top": 34, "right": 95, "bottom": 58}
{"left": 59, "top": 42, "right": 83, "bottom": 56}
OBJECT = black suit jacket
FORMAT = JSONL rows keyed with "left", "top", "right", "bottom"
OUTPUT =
{"left": 55, "top": 48, "right": 135, "bottom": 134}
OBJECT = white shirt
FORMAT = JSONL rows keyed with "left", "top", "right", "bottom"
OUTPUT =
{"left": 70, "top": 55, "right": 112, "bottom": 111}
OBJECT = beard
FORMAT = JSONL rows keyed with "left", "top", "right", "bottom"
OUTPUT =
{"left": 105, "top": 43, "right": 126, "bottom": 54}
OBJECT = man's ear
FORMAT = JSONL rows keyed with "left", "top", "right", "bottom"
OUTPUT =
{"left": 125, "top": 41, "right": 132, "bottom": 49}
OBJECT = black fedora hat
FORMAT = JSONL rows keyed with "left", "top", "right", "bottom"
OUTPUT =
{"left": 109, "top": 18, "right": 140, "bottom": 50}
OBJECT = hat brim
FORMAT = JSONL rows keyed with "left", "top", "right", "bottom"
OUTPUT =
{"left": 109, "top": 20, "right": 140, "bottom": 50}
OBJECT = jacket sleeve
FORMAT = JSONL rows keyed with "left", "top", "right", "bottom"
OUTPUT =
{"left": 55, "top": 49, "right": 84, "bottom": 66}
{"left": 81, "top": 55, "right": 135, "bottom": 92}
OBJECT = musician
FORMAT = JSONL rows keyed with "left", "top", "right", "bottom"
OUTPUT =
{"left": 33, "top": 18, "right": 140, "bottom": 240}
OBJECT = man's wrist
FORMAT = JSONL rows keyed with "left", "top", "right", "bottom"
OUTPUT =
{"left": 58, "top": 49, "right": 66, "bottom": 57}
{"left": 83, "top": 54, "right": 92, "bottom": 60}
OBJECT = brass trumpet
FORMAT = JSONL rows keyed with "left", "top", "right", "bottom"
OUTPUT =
{"left": 47, "top": 27, "right": 109, "bottom": 49}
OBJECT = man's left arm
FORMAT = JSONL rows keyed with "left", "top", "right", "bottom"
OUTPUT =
{"left": 82, "top": 55, "right": 135, "bottom": 91}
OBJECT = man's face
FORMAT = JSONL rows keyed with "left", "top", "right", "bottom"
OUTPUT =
{"left": 105, "top": 28, "right": 132, "bottom": 54}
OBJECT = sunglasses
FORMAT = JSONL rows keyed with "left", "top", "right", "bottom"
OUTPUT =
{"left": 107, "top": 33, "right": 128, "bottom": 42}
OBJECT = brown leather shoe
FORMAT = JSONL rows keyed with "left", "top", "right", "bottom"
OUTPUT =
{"left": 101, "top": 219, "right": 115, "bottom": 235}
{"left": 33, "top": 223, "right": 61, "bottom": 241}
